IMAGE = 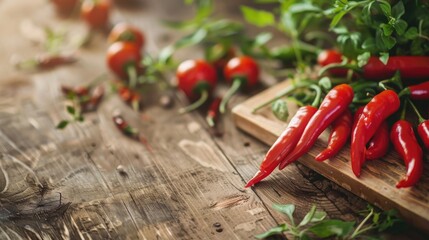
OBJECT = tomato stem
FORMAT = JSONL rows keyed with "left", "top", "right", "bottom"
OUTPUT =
{"left": 220, "top": 78, "right": 243, "bottom": 114}
{"left": 178, "top": 90, "right": 209, "bottom": 114}
{"left": 127, "top": 64, "right": 138, "bottom": 89}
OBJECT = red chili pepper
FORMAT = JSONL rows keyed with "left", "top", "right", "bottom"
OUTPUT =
{"left": 320, "top": 56, "right": 429, "bottom": 80}
{"left": 61, "top": 85, "right": 89, "bottom": 97}
{"left": 279, "top": 84, "right": 354, "bottom": 170}
{"left": 365, "top": 121, "right": 390, "bottom": 160}
{"left": 399, "top": 81, "right": 429, "bottom": 100}
{"left": 363, "top": 56, "right": 429, "bottom": 80}
{"left": 418, "top": 120, "right": 429, "bottom": 150}
{"left": 83, "top": 85, "right": 104, "bottom": 112}
{"left": 176, "top": 59, "right": 217, "bottom": 113}
{"left": 108, "top": 23, "right": 145, "bottom": 49}
{"left": 118, "top": 84, "right": 141, "bottom": 111}
{"left": 390, "top": 120, "right": 423, "bottom": 188}
{"left": 351, "top": 90, "right": 400, "bottom": 177}
{"left": 206, "top": 97, "right": 222, "bottom": 128}
{"left": 81, "top": 0, "right": 111, "bottom": 29}
{"left": 220, "top": 56, "right": 260, "bottom": 113}
{"left": 315, "top": 109, "right": 352, "bottom": 161}
{"left": 245, "top": 106, "right": 318, "bottom": 187}
{"left": 113, "top": 113, "right": 152, "bottom": 152}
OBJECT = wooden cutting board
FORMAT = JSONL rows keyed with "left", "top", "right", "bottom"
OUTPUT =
{"left": 232, "top": 80, "right": 429, "bottom": 232}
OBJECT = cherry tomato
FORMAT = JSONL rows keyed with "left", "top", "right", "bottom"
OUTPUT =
{"left": 177, "top": 59, "right": 217, "bottom": 100}
{"left": 317, "top": 50, "right": 347, "bottom": 76}
{"left": 107, "top": 42, "right": 141, "bottom": 78}
{"left": 51, "top": 0, "right": 79, "bottom": 17}
{"left": 220, "top": 56, "right": 260, "bottom": 113}
{"left": 81, "top": 0, "right": 110, "bottom": 29}
{"left": 108, "top": 23, "right": 145, "bottom": 50}
{"left": 224, "top": 56, "right": 259, "bottom": 88}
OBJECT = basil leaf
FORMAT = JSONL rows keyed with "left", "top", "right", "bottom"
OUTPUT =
{"left": 394, "top": 19, "right": 408, "bottom": 35}
{"left": 404, "top": 27, "right": 418, "bottom": 40}
{"left": 298, "top": 205, "right": 316, "bottom": 227}
{"left": 255, "top": 224, "right": 287, "bottom": 239}
{"left": 392, "top": 1, "right": 405, "bottom": 18}
{"left": 378, "top": 0, "right": 391, "bottom": 17}
{"left": 381, "top": 23, "right": 394, "bottom": 36}
{"left": 67, "top": 106, "right": 75, "bottom": 115}
{"left": 309, "top": 220, "right": 355, "bottom": 238}
{"left": 357, "top": 52, "right": 371, "bottom": 67}
{"left": 272, "top": 99, "right": 289, "bottom": 122}
{"left": 273, "top": 204, "right": 295, "bottom": 224}
{"left": 56, "top": 120, "right": 69, "bottom": 129}
{"left": 381, "top": 34, "right": 396, "bottom": 50}
{"left": 241, "top": 6, "right": 275, "bottom": 27}
{"left": 379, "top": 52, "right": 389, "bottom": 65}
{"left": 311, "top": 211, "right": 327, "bottom": 223}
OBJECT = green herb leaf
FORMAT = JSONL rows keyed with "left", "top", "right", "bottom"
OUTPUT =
{"left": 241, "top": 6, "right": 275, "bottom": 27}
{"left": 357, "top": 52, "right": 371, "bottom": 67}
{"left": 379, "top": 52, "right": 389, "bottom": 65}
{"left": 56, "top": 120, "right": 69, "bottom": 129}
{"left": 298, "top": 205, "right": 317, "bottom": 227}
{"left": 309, "top": 220, "right": 355, "bottom": 238}
{"left": 394, "top": 19, "right": 408, "bottom": 35}
{"left": 311, "top": 211, "right": 327, "bottom": 223}
{"left": 330, "top": 11, "right": 347, "bottom": 29}
{"left": 404, "top": 27, "right": 418, "bottom": 40}
{"left": 271, "top": 99, "right": 289, "bottom": 122}
{"left": 255, "top": 224, "right": 287, "bottom": 239}
{"left": 273, "top": 204, "right": 295, "bottom": 224}
{"left": 378, "top": 1, "right": 391, "bottom": 17}
{"left": 391, "top": 1, "right": 404, "bottom": 18}
{"left": 174, "top": 28, "right": 207, "bottom": 48}
{"left": 318, "top": 77, "right": 332, "bottom": 90}
{"left": 381, "top": 23, "right": 394, "bottom": 36}
{"left": 67, "top": 106, "right": 76, "bottom": 115}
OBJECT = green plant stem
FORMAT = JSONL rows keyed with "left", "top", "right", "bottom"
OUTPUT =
{"left": 127, "top": 65, "right": 138, "bottom": 89}
{"left": 309, "top": 84, "right": 322, "bottom": 107}
{"left": 408, "top": 99, "right": 425, "bottom": 123}
{"left": 219, "top": 78, "right": 242, "bottom": 114}
{"left": 350, "top": 208, "right": 373, "bottom": 239}
{"left": 178, "top": 90, "right": 209, "bottom": 114}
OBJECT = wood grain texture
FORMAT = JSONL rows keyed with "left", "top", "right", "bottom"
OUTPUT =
{"left": 232, "top": 80, "right": 429, "bottom": 233}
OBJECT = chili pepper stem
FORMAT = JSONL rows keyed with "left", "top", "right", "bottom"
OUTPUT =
{"left": 220, "top": 78, "right": 243, "bottom": 114}
{"left": 309, "top": 84, "right": 322, "bottom": 107}
{"left": 408, "top": 99, "right": 425, "bottom": 123}
{"left": 207, "top": 116, "right": 215, "bottom": 127}
{"left": 400, "top": 99, "right": 408, "bottom": 121}
{"left": 178, "top": 90, "right": 209, "bottom": 114}
{"left": 127, "top": 64, "right": 138, "bottom": 89}
{"left": 318, "top": 63, "right": 362, "bottom": 77}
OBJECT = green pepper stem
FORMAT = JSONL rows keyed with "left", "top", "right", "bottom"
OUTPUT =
{"left": 252, "top": 81, "right": 312, "bottom": 113}
{"left": 178, "top": 90, "right": 209, "bottom": 114}
{"left": 309, "top": 84, "right": 322, "bottom": 108}
{"left": 408, "top": 99, "right": 426, "bottom": 123}
{"left": 206, "top": 116, "right": 215, "bottom": 127}
{"left": 318, "top": 63, "right": 362, "bottom": 77}
{"left": 219, "top": 78, "right": 243, "bottom": 114}
{"left": 400, "top": 99, "right": 408, "bottom": 120}
{"left": 127, "top": 65, "right": 138, "bottom": 89}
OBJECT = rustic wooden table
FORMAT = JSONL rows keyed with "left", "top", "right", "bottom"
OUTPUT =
{"left": 0, "top": 0, "right": 426, "bottom": 239}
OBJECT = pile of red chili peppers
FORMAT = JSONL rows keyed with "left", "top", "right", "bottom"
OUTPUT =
{"left": 246, "top": 51, "right": 429, "bottom": 189}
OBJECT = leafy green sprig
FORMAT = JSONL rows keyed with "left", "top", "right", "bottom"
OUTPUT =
{"left": 257, "top": 204, "right": 403, "bottom": 240}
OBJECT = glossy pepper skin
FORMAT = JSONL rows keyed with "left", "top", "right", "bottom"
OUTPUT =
{"left": 365, "top": 122, "right": 390, "bottom": 160}
{"left": 279, "top": 84, "right": 354, "bottom": 170}
{"left": 245, "top": 106, "right": 318, "bottom": 187}
{"left": 417, "top": 120, "right": 429, "bottom": 150}
{"left": 390, "top": 120, "right": 423, "bottom": 188}
{"left": 400, "top": 81, "right": 429, "bottom": 100}
{"left": 351, "top": 90, "right": 400, "bottom": 177}
{"left": 363, "top": 56, "right": 429, "bottom": 80}
{"left": 315, "top": 109, "right": 352, "bottom": 161}
{"left": 176, "top": 59, "right": 217, "bottom": 100}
